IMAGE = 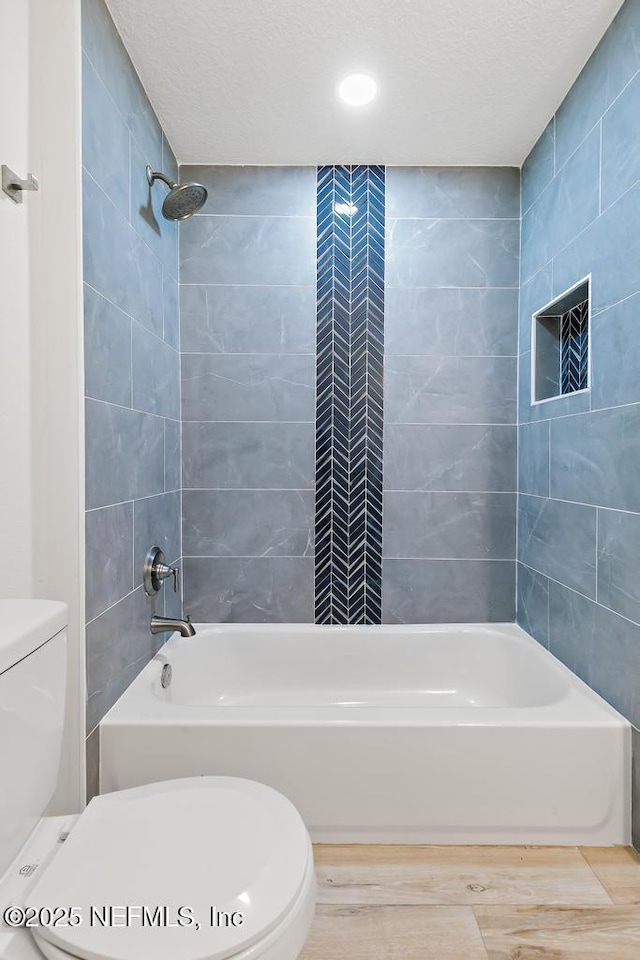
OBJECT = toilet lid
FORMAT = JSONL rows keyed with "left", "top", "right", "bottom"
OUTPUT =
{"left": 26, "top": 777, "right": 311, "bottom": 960}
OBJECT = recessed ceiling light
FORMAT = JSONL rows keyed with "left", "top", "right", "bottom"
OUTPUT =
{"left": 338, "top": 73, "right": 377, "bottom": 107}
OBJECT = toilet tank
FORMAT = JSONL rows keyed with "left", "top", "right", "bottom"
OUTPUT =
{"left": 0, "top": 601, "right": 68, "bottom": 876}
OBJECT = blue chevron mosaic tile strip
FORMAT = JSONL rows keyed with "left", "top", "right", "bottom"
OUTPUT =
{"left": 315, "top": 165, "right": 385, "bottom": 624}
{"left": 560, "top": 298, "right": 589, "bottom": 394}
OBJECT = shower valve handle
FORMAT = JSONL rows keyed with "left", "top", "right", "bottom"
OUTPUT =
{"left": 143, "top": 546, "right": 179, "bottom": 596}
{"left": 156, "top": 561, "right": 179, "bottom": 593}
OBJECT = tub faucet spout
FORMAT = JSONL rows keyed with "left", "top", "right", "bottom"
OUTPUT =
{"left": 150, "top": 615, "right": 196, "bottom": 638}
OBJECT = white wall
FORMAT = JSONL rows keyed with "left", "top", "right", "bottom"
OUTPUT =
{"left": 0, "top": 0, "right": 85, "bottom": 812}
{"left": 0, "top": 0, "right": 34, "bottom": 597}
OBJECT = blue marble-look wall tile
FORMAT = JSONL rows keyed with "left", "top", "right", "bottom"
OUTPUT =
{"left": 591, "top": 293, "right": 640, "bottom": 410}
{"left": 516, "top": 561, "right": 550, "bottom": 647}
{"left": 87, "top": 648, "right": 152, "bottom": 736}
{"left": 163, "top": 272, "right": 179, "bottom": 350}
{"left": 133, "top": 491, "right": 181, "bottom": 574}
{"left": 518, "top": 494, "right": 597, "bottom": 597}
{"left": 81, "top": 0, "right": 131, "bottom": 97}
{"left": 131, "top": 328, "right": 180, "bottom": 422}
{"left": 520, "top": 127, "right": 600, "bottom": 283}
{"left": 81, "top": 0, "right": 162, "bottom": 170}
{"left": 597, "top": 508, "right": 640, "bottom": 624}
{"left": 521, "top": 120, "right": 555, "bottom": 215}
{"left": 386, "top": 167, "right": 520, "bottom": 219}
{"left": 384, "top": 424, "right": 516, "bottom": 492}
{"left": 129, "top": 138, "right": 177, "bottom": 274}
{"left": 85, "top": 586, "right": 155, "bottom": 732}
{"left": 518, "top": 349, "right": 591, "bottom": 425}
{"left": 183, "top": 557, "right": 314, "bottom": 622}
{"left": 602, "top": 71, "right": 640, "bottom": 210}
{"left": 382, "top": 559, "right": 515, "bottom": 623}
{"left": 85, "top": 399, "right": 165, "bottom": 509}
{"left": 179, "top": 165, "right": 317, "bottom": 216}
{"left": 181, "top": 354, "right": 315, "bottom": 423}
{"left": 182, "top": 422, "right": 315, "bottom": 490}
{"left": 550, "top": 405, "right": 640, "bottom": 511}
{"left": 518, "top": 420, "right": 550, "bottom": 497}
{"left": 385, "top": 356, "right": 516, "bottom": 425}
{"left": 82, "top": 54, "right": 129, "bottom": 217}
{"left": 549, "top": 580, "right": 640, "bottom": 727}
{"left": 132, "top": 323, "right": 180, "bottom": 420}
{"left": 386, "top": 217, "right": 520, "bottom": 288}
{"left": 82, "top": 0, "right": 181, "bottom": 739}
{"left": 518, "top": 265, "right": 553, "bottom": 356}
{"left": 552, "top": 183, "right": 640, "bottom": 315}
{"left": 180, "top": 215, "right": 316, "bottom": 285}
{"left": 517, "top": 0, "right": 640, "bottom": 775}
{"left": 83, "top": 169, "right": 163, "bottom": 337}
{"left": 85, "top": 502, "right": 134, "bottom": 622}
{"left": 164, "top": 419, "right": 181, "bottom": 493}
{"left": 84, "top": 285, "right": 131, "bottom": 407}
{"left": 385, "top": 287, "right": 518, "bottom": 357}
{"left": 547, "top": 581, "right": 597, "bottom": 696}
{"left": 383, "top": 492, "right": 516, "bottom": 559}
{"left": 180, "top": 285, "right": 315, "bottom": 355}
{"left": 554, "top": 0, "right": 640, "bottom": 171}
{"left": 183, "top": 490, "right": 314, "bottom": 558}
{"left": 518, "top": 351, "right": 533, "bottom": 418}
{"left": 163, "top": 558, "right": 184, "bottom": 621}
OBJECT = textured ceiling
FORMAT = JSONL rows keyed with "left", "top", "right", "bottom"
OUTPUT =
{"left": 106, "top": 0, "right": 624, "bottom": 166}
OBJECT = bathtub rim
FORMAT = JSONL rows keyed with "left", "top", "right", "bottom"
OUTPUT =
{"left": 101, "top": 622, "right": 629, "bottom": 731}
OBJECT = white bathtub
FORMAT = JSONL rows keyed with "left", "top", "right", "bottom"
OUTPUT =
{"left": 100, "top": 623, "right": 630, "bottom": 845}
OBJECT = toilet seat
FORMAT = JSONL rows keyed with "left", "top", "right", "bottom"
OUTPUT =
{"left": 26, "top": 778, "right": 314, "bottom": 960}
{"left": 31, "top": 855, "right": 315, "bottom": 960}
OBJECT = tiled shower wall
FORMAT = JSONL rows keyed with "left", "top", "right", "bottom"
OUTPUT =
{"left": 82, "top": 0, "right": 182, "bottom": 795}
{"left": 179, "top": 165, "right": 519, "bottom": 623}
{"left": 516, "top": 0, "right": 640, "bottom": 846}
{"left": 383, "top": 168, "right": 519, "bottom": 621}
{"left": 179, "top": 167, "right": 317, "bottom": 622}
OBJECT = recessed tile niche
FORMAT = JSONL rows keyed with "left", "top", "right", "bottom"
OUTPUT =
{"left": 532, "top": 278, "right": 590, "bottom": 403}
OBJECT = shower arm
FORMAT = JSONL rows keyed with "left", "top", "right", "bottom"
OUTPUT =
{"left": 146, "top": 165, "right": 176, "bottom": 190}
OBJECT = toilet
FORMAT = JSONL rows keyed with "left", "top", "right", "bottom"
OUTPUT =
{"left": 0, "top": 601, "right": 316, "bottom": 960}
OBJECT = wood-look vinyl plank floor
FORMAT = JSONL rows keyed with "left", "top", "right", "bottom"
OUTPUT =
{"left": 314, "top": 844, "right": 612, "bottom": 905}
{"left": 299, "top": 904, "right": 489, "bottom": 960}
{"left": 580, "top": 846, "right": 640, "bottom": 904}
{"left": 474, "top": 904, "right": 640, "bottom": 960}
{"left": 304, "top": 845, "right": 640, "bottom": 959}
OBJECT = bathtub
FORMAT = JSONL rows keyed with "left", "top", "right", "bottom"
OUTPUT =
{"left": 100, "top": 623, "right": 630, "bottom": 845}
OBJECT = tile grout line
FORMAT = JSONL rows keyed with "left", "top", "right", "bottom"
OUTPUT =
{"left": 83, "top": 165, "right": 177, "bottom": 283}
{"left": 576, "top": 848, "right": 616, "bottom": 905}
{"left": 520, "top": 176, "right": 640, "bottom": 287}
{"left": 595, "top": 509, "right": 599, "bottom": 605}
{"left": 84, "top": 281, "right": 179, "bottom": 352}
{"left": 521, "top": 63, "right": 640, "bottom": 219}
{"left": 518, "top": 559, "right": 640, "bottom": 631}
{"left": 470, "top": 905, "right": 492, "bottom": 960}
{"left": 521, "top": 491, "right": 640, "bottom": 519}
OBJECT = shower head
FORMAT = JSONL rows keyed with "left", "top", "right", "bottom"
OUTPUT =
{"left": 145, "top": 165, "right": 208, "bottom": 220}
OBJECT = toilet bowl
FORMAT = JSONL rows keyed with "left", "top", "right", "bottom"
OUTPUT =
{"left": 0, "top": 601, "right": 315, "bottom": 960}
{"left": 15, "top": 776, "right": 316, "bottom": 960}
